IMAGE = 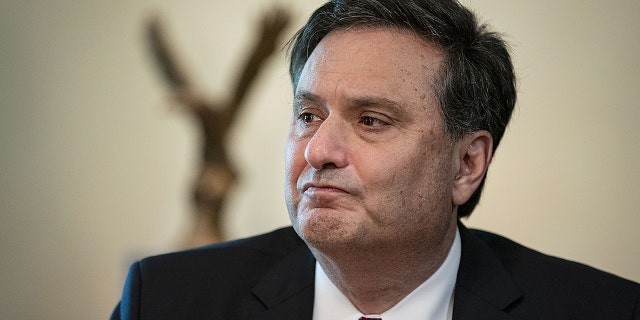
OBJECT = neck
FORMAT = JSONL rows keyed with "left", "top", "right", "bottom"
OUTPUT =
{"left": 311, "top": 223, "right": 458, "bottom": 314}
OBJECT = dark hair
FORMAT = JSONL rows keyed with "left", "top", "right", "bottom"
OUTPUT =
{"left": 288, "top": 0, "right": 517, "bottom": 217}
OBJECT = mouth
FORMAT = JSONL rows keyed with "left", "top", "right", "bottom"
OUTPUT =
{"left": 301, "top": 182, "right": 348, "bottom": 194}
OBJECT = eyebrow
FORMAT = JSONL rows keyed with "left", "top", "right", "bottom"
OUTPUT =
{"left": 293, "top": 91, "right": 324, "bottom": 108}
{"left": 348, "top": 96, "right": 407, "bottom": 112}
{"left": 293, "top": 90, "right": 408, "bottom": 114}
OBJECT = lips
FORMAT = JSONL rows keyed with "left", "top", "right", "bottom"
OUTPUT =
{"left": 301, "top": 182, "right": 348, "bottom": 194}
{"left": 296, "top": 169, "right": 360, "bottom": 197}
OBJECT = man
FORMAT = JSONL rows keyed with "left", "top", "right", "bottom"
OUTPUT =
{"left": 111, "top": 0, "right": 640, "bottom": 319}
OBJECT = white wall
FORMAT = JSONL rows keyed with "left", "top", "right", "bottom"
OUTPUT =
{"left": 1, "top": 0, "right": 638, "bottom": 318}
{"left": 463, "top": 0, "right": 640, "bottom": 283}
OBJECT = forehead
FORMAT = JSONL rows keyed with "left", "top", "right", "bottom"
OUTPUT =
{"left": 296, "top": 28, "right": 444, "bottom": 110}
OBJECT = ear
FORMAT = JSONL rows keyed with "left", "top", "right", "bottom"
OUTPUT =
{"left": 451, "top": 131, "right": 493, "bottom": 206}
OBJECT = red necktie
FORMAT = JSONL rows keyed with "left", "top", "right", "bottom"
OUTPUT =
{"left": 359, "top": 317, "right": 382, "bottom": 320}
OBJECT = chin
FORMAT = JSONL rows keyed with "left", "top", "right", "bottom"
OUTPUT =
{"left": 295, "top": 211, "right": 363, "bottom": 249}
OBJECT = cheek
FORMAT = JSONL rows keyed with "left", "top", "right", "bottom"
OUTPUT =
{"left": 284, "top": 136, "right": 307, "bottom": 190}
{"left": 366, "top": 144, "right": 453, "bottom": 212}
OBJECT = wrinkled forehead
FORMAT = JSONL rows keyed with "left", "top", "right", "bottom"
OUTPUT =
{"left": 293, "top": 28, "right": 447, "bottom": 130}
{"left": 292, "top": 25, "right": 445, "bottom": 91}
{"left": 297, "top": 27, "right": 444, "bottom": 91}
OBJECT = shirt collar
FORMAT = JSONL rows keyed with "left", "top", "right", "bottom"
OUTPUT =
{"left": 313, "top": 227, "right": 461, "bottom": 320}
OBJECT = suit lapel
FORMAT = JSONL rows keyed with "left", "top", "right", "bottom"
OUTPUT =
{"left": 243, "top": 224, "right": 524, "bottom": 320}
{"left": 250, "top": 243, "right": 316, "bottom": 320}
{"left": 453, "top": 223, "right": 523, "bottom": 320}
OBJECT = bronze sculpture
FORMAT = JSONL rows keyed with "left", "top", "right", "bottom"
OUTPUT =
{"left": 146, "top": 7, "right": 290, "bottom": 246}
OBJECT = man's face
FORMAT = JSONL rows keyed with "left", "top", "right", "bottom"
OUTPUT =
{"left": 285, "top": 28, "right": 458, "bottom": 254}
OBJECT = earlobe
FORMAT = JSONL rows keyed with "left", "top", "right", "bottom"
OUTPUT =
{"left": 452, "top": 131, "right": 493, "bottom": 206}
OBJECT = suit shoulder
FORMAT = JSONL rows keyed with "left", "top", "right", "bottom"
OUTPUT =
{"left": 457, "top": 227, "right": 639, "bottom": 318}
{"left": 470, "top": 228, "right": 640, "bottom": 300}
{"left": 139, "top": 226, "right": 304, "bottom": 274}
{"left": 120, "top": 227, "right": 313, "bottom": 319}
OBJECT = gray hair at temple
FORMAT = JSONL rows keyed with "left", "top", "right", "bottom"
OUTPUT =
{"left": 287, "top": 0, "right": 517, "bottom": 218}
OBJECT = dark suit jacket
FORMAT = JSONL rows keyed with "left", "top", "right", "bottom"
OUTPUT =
{"left": 111, "top": 224, "right": 640, "bottom": 319}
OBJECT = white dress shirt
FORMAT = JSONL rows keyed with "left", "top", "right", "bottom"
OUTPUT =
{"left": 313, "top": 228, "right": 461, "bottom": 320}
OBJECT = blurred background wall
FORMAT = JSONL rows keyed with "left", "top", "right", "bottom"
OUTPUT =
{"left": 1, "top": 0, "right": 638, "bottom": 318}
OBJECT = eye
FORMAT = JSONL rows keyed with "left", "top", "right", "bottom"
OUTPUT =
{"left": 298, "top": 112, "right": 318, "bottom": 123}
{"left": 360, "top": 116, "right": 388, "bottom": 127}
{"left": 362, "top": 116, "right": 376, "bottom": 126}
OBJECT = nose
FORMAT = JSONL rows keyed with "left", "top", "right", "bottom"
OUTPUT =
{"left": 304, "top": 116, "right": 349, "bottom": 169}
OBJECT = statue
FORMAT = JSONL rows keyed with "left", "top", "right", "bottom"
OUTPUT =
{"left": 146, "top": 7, "right": 290, "bottom": 246}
